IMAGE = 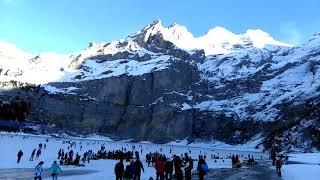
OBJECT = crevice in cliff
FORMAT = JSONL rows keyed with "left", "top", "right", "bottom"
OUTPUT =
{"left": 144, "top": 72, "right": 155, "bottom": 138}
{"left": 190, "top": 109, "right": 198, "bottom": 139}
{"left": 114, "top": 77, "right": 134, "bottom": 131}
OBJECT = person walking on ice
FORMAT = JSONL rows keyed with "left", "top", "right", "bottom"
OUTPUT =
{"left": 34, "top": 161, "right": 44, "bottom": 180}
{"left": 17, "top": 149, "right": 23, "bottom": 163}
{"left": 134, "top": 155, "right": 144, "bottom": 180}
{"left": 276, "top": 157, "right": 283, "bottom": 177}
{"left": 114, "top": 158, "right": 124, "bottom": 180}
{"left": 49, "top": 161, "right": 63, "bottom": 180}
{"left": 30, "top": 149, "right": 36, "bottom": 161}
{"left": 35, "top": 148, "right": 42, "bottom": 160}
{"left": 197, "top": 156, "right": 208, "bottom": 180}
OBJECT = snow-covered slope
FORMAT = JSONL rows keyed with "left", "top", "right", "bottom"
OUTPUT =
{"left": 196, "top": 44, "right": 320, "bottom": 121}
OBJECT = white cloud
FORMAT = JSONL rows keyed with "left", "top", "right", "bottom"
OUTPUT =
{"left": 280, "top": 22, "right": 303, "bottom": 46}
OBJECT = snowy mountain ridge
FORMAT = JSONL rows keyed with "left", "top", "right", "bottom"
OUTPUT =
{"left": 130, "top": 19, "right": 292, "bottom": 55}
{"left": 0, "top": 20, "right": 294, "bottom": 85}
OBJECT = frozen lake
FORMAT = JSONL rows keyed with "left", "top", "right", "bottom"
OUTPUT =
{"left": 0, "top": 132, "right": 268, "bottom": 179}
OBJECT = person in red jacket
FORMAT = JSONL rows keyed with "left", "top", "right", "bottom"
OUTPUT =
{"left": 276, "top": 158, "right": 282, "bottom": 177}
{"left": 155, "top": 156, "right": 165, "bottom": 180}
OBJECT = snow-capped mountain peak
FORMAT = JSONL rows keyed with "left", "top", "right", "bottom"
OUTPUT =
{"left": 167, "top": 22, "right": 194, "bottom": 40}
{"left": 204, "top": 26, "right": 238, "bottom": 42}
{"left": 0, "top": 20, "right": 297, "bottom": 85}
{"left": 243, "top": 29, "right": 292, "bottom": 48}
{"left": 130, "top": 20, "right": 292, "bottom": 56}
{"left": 141, "top": 19, "right": 164, "bottom": 42}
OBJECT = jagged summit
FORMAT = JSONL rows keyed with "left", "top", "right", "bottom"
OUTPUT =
{"left": 129, "top": 20, "right": 292, "bottom": 55}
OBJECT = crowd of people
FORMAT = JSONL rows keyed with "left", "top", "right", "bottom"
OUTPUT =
{"left": 14, "top": 137, "right": 284, "bottom": 180}
{"left": 230, "top": 154, "right": 256, "bottom": 168}
{"left": 17, "top": 143, "right": 47, "bottom": 164}
{"left": 114, "top": 152, "right": 209, "bottom": 180}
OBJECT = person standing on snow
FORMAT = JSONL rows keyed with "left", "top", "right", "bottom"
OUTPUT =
{"left": 173, "top": 155, "right": 183, "bottom": 180}
{"left": 197, "top": 156, "right": 208, "bottom": 180}
{"left": 30, "top": 149, "right": 36, "bottom": 161}
{"left": 17, "top": 149, "right": 23, "bottom": 163}
{"left": 36, "top": 148, "right": 42, "bottom": 160}
{"left": 164, "top": 157, "right": 173, "bottom": 180}
{"left": 49, "top": 161, "right": 63, "bottom": 180}
{"left": 124, "top": 161, "right": 134, "bottom": 179}
{"left": 58, "top": 149, "right": 62, "bottom": 159}
{"left": 276, "top": 157, "right": 283, "bottom": 177}
{"left": 184, "top": 156, "right": 193, "bottom": 180}
{"left": 155, "top": 156, "right": 165, "bottom": 180}
{"left": 134, "top": 155, "right": 144, "bottom": 180}
{"left": 34, "top": 161, "right": 45, "bottom": 180}
{"left": 114, "top": 158, "right": 124, "bottom": 180}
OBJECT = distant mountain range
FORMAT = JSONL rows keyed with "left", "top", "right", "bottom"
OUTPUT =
{"left": 0, "top": 20, "right": 319, "bottom": 152}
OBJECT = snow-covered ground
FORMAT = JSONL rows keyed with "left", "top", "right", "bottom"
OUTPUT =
{"left": 1, "top": 132, "right": 319, "bottom": 179}
{"left": 0, "top": 132, "right": 266, "bottom": 179}
{"left": 281, "top": 153, "right": 320, "bottom": 180}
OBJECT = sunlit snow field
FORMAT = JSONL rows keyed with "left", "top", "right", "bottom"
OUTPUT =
{"left": 0, "top": 132, "right": 319, "bottom": 180}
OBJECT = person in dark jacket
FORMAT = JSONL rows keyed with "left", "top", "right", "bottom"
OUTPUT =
{"left": 17, "top": 149, "right": 23, "bottom": 163}
{"left": 173, "top": 155, "right": 183, "bottom": 180}
{"left": 115, "top": 158, "right": 124, "bottom": 180}
{"left": 133, "top": 155, "right": 144, "bottom": 180}
{"left": 164, "top": 157, "right": 173, "bottom": 180}
{"left": 164, "top": 157, "right": 173, "bottom": 179}
{"left": 58, "top": 149, "right": 62, "bottom": 159}
{"left": 36, "top": 149, "right": 41, "bottom": 160}
{"left": 124, "top": 161, "right": 134, "bottom": 179}
{"left": 146, "top": 154, "right": 151, "bottom": 167}
{"left": 197, "top": 157, "right": 208, "bottom": 180}
{"left": 30, "top": 149, "right": 36, "bottom": 161}
{"left": 184, "top": 157, "right": 193, "bottom": 180}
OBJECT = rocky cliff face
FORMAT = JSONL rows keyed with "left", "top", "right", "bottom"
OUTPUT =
{"left": 0, "top": 21, "right": 320, "bottom": 151}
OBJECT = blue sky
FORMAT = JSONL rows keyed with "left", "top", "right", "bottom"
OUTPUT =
{"left": 1, "top": 0, "right": 320, "bottom": 54}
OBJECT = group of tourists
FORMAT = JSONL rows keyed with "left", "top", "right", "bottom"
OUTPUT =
{"left": 14, "top": 136, "right": 285, "bottom": 180}
{"left": 94, "top": 148, "right": 134, "bottom": 161}
{"left": 230, "top": 154, "right": 256, "bottom": 168}
{"left": 57, "top": 148, "right": 85, "bottom": 166}
{"left": 114, "top": 151, "right": 209, "bottom": 180}
{"left": 17, "top": 143, "right": 46, "bottom": 164}
{"left": 231, "top": 154, "right": 242, "bottom": 168}
{"left": 114, "top": 153, "right": 145, "bottom": 180}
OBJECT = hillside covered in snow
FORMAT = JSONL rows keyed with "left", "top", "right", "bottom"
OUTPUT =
{"left": 0, "top": 20, "right": 320, "bottom": 152}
